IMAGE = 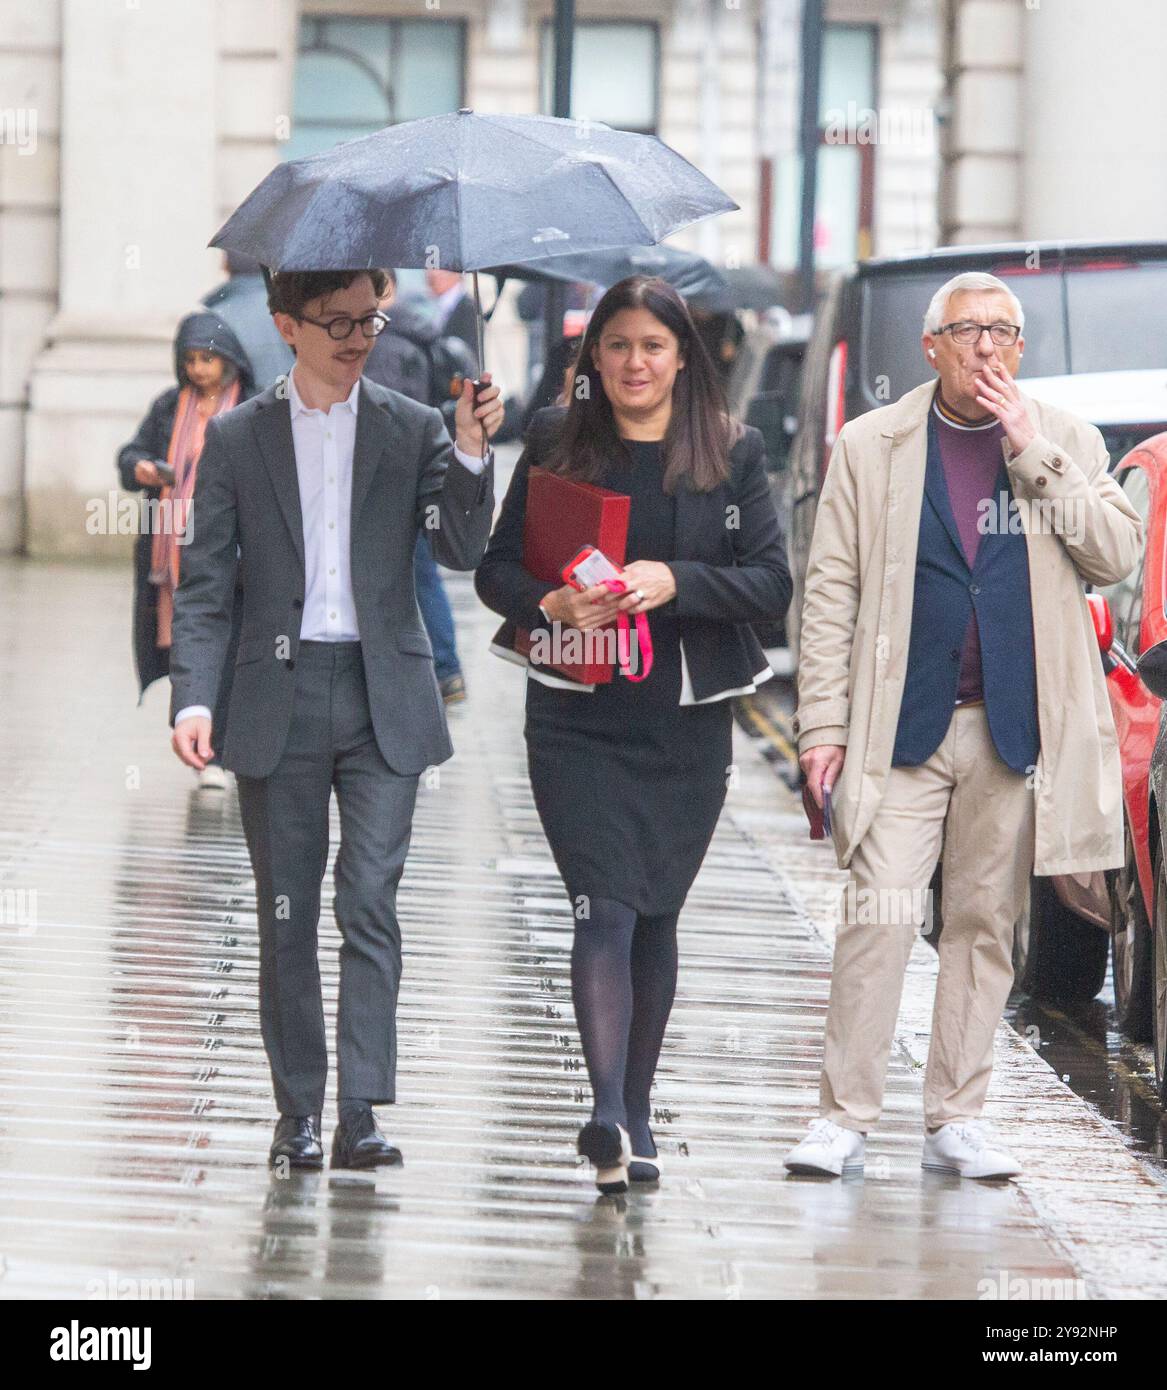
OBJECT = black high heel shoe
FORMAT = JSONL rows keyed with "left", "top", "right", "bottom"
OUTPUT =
{"left": 628, "top": 1153, "right": 661, "bottom": 1183}
{"left": 577, "top": 1119, "right": 631, "bottom": 1194}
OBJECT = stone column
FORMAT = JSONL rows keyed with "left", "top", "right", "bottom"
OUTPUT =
{"left": 23, "top": 0, "right": 219, "bottom": 559}
{"left": 0, "top": 0, "right": 61, "bottom": 555}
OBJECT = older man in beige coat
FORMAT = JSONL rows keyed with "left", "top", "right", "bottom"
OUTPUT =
{"left": 785, "top": 271, "right": 1142, "bottom": 1180}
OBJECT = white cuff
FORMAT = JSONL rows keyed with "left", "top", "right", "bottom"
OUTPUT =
{"left": 175, "top": 705, "right": 212, "bottom": 725}
{"left": 453, "top": 442, "right": 492, "bottom": 475}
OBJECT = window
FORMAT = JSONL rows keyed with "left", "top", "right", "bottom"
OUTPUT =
{"left": 288, "top": 16, "right": 466, "bottom": 161}
{"left": 1065, "top": 263, "right": 1167, "bottom": 374}
{"left": 539, "top": 21, "right": 659, "bottom": 134}
{"left": 772, "top": 24, "right": 877, "bottom": 270}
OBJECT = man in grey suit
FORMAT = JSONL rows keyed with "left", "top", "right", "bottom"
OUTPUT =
{"left": 169, "top": 268, "right": 502, "bottom": 1171}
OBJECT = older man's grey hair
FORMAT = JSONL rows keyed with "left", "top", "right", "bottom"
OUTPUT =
{"left": 922, "top": 272, "right": 1025, "bottom": 336}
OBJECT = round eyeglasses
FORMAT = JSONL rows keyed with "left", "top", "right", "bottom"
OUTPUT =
{"left": 938, "top": 321, "right": 1022, "bottom": 347}
{"left": 296, "top": 310, "right": 389, "bottom": 341}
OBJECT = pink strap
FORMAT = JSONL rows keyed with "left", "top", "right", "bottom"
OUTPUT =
{"left": 599, "top": 578, "right": 654, "bottom": 682}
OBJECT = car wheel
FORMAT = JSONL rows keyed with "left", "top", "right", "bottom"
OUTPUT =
{"left": 1153, "top": 849, "right": 1167, "bottom": 1100}
{"left": 1111, "top": 824, "right": 1154, "bottom": 1041}
{"left": 1014, "top": 878, "right": 1110, "bottom": 1005}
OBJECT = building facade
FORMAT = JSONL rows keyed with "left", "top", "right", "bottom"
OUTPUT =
{"left": 2, "top": 0, "right": 940, "bottom": 558}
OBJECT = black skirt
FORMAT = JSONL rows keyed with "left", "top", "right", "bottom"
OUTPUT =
{"left": 524, "top": 439, "right": 733, "bottom": 917}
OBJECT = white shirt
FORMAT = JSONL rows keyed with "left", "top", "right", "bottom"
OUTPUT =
{"left": 175, "top": 366, "right": 490, "bottom": 726}
{"left": 515, "top": 642, "right": 774, "bottom": 705}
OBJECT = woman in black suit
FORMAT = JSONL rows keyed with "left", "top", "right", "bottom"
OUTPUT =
{"left": 475, "top": 276, "right": 791, "bottom": 1193}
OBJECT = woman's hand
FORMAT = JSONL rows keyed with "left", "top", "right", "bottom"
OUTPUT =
{"left": 134, "top": 460, "right": 162, "bottom": 487}
{"left": 618, "top": 560, "right": 676, "bottom": 615}
{"left": 542, "top": 583, "right": 636, "bottom": 631}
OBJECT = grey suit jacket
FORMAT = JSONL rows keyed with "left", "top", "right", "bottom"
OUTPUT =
{"left": 168, "top": 377, "right": 495, "bottom": 778}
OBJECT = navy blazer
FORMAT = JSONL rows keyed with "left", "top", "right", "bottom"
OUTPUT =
{"left": 474, "top": 406, "right": 792, "bottom": 701}
{"left": 891, "top": 412, "right": 1039, "bottom": 773}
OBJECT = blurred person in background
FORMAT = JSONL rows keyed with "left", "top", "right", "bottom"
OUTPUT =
{"left": 425, "top": 267, "right": 479, "bottom": 363}
{"left": 117, "top": 309, "right": 253, "bottom": 790}
{"left": 202, "top": 250, "right": 294, "bottom": 391}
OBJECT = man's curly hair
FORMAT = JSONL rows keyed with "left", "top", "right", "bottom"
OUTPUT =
{"left": 267, "top": 268, "right": 391, "bottom": 318}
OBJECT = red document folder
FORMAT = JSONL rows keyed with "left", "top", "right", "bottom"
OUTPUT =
{"left": 515, "top": 466, "right": 631, "bottom": 684}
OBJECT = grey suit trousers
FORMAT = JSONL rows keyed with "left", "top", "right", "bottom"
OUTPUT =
{"left": 236, "top": 641, "right": 420, "bottom": 1116}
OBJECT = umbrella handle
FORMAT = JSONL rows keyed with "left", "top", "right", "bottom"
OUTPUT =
{"left": 472, "top": 270, "right": 487, "bottom": 462}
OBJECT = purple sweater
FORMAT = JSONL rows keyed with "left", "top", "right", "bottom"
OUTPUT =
{"left": 932, "top": 399, "right": 1006, "bottom": 703}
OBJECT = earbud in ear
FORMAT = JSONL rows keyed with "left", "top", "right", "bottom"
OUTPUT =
{"left": 928, "top": 349, "right": 936, "bottom": 359}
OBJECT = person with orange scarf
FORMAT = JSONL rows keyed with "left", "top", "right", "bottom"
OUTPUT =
{"left": 118, "top": 310, "right": 254, "bottom": 788}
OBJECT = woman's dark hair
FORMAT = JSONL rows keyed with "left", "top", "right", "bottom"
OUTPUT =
{"left": 182, "top": 350, "right": 240, "bottom": 386}
{"left": 267, "top": 268, "right": 390, "bottom": 318}
{"left": 544, "top": 275, "right": 740, "bottom": 495}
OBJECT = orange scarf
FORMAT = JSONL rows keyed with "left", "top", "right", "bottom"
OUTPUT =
{"left": 150, "top": 380, "right": 240, "bottom": 647}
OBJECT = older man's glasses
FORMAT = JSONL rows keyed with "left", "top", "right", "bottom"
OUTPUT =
{"left": 938, "top": 321, "right": 1022, "bottom": 347}
{"left": 296, "top": 310, "right": 389, "bottom": 340}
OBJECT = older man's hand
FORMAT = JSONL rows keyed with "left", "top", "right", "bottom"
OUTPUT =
{"left": 975, "top": 359, "right": 1035, "bottom": 455}
{"left": 799, "top": 745, "right": 845, "bottom": 808}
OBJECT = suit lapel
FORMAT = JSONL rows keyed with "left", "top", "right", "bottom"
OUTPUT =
{"left": 971, "top": 460, "right": 1015, "bottom": 574}
{"left": 252, "top": 390, "right": 305, "bottom": 574}
{"left": 351, "top": 381, "right": 390, "bottom": 527}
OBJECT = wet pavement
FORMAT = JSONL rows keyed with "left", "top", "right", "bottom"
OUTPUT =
{"left": 0, "top": 467, "right": 1165, "bottom": 1298}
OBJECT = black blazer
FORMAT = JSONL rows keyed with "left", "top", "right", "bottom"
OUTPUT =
{"left": 475, "top": 406, "right": 792, "bottom": 702}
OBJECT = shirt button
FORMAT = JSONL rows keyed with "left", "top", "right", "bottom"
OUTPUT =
{"left": 1035, "top": 475, "right": 1047, "bottom": 487}
{"left": 969, "top": 583, "right": 981, "bottom": 595}
{"left": 950, "top": 648, "right": 960, "bottom": 660}
{"left": 328, "top": 521, "right": 335, "bottom": 530}
{"left": 292, "top": 598, "right": 303, "bottom": 610}
{"left": 330, "top": 611, "right": 337, "bottom": 620}
{"left": 329, "top": 567, "right": 336, "bottom": 576}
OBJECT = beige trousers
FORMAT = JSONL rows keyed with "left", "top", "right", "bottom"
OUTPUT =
{"left": 820, "top": 702, "right": 1036, "bottom": 1132}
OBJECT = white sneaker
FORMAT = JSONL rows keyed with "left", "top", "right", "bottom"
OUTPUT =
{"left": 784, "top": 1117, "right": 866, "bottom": 1176}
{"left": 922, "top": 1120, "right": 1022, "bottom": 1180}
{"left": 197, "top": 765, "right": 227, "bottom": 791}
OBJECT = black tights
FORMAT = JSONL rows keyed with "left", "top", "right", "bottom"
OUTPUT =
{"left": 569, "top": 895, "right": 680, "bottom": 1158}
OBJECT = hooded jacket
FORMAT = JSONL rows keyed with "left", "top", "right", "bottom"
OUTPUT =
{"left": 117, "top": 310, "right": 253, "bottom": 699}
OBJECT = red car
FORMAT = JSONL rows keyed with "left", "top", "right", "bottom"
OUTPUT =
{"left": 935, "top": 434, "right": 1165, "bottom": 1017}
{"left": 1088, "top": 433, "right": 1167, "bottom": 1040}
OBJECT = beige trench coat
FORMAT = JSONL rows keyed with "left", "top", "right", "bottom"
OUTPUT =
{"left": 794, "top": 380, "right": 1143, "bottom": 876}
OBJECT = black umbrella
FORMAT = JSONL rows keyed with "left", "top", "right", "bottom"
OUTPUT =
{"left": 488, "top": 243, "right": 734, "bottom": 313}
{"left": 722, "top": 264, "right": 788, "bottom": 311}
{"left": 210, "top": 109, "right": 737, "bottom": 372}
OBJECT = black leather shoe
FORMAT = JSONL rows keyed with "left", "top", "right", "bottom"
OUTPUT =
{"left": 269, "top": 1114, "right": 323, "bottom": 1170}
{"left": 330, "top": 1110, "right": 403, "bottom": 1169}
